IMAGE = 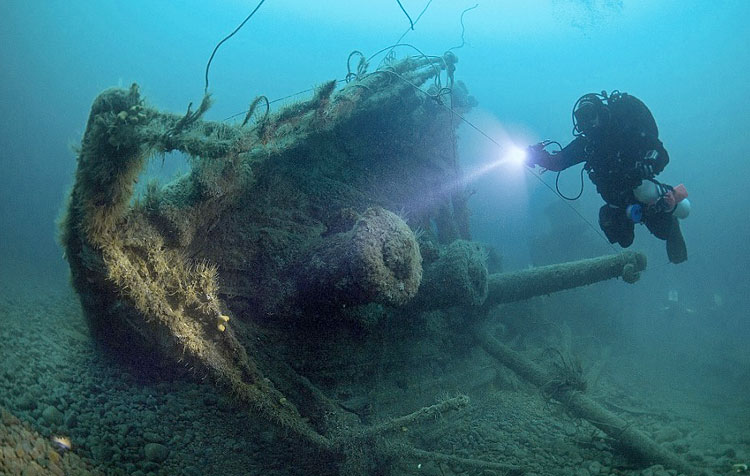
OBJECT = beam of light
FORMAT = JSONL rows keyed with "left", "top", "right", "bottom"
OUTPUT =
{"left": 505, "top": 145, "right": 528, "bottom": 167}
{"left": 398, "top": 111, "right": 535, "bottom": 229}
{"left": 462, "top": 143, "right": 529, "bottom": 185}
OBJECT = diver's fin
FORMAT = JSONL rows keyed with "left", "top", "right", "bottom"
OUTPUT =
{"left": 666, "top": 216, "right": 687, "bottom": 264}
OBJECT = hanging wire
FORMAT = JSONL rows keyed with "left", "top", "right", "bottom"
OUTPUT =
{"left": 345, "top": 51, "right": 369, "bottom": 83}
{"left": 385, "top": 0, "right": 435, "bottom": 64}
{"left": 222, "top": 42, "right": 447, "bottom": 121}
{"left": 395, "top": 0, "right": 415, "bottom": 30}
{"left": 204, "top": 2, "right": 616, "bottom": 251}
{"left": 448, "top": 3, "right": 479, "bottom": 51}
{"left": 220, "top": 58, "right": 614, "bottom": 251}
{"left": 367, "top": 43, "right": 446, "bottom": 82}
{"left": 222, "top": 85, "right": 339, "bottom": 122}
{"left": 204, "top": 0, "right": 268, "bottom": 94}
{"left": 220, "top": 0, "right": 437, "bottom": 120}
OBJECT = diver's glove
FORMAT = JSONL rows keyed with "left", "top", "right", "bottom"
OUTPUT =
{"left": 525, "top": 142, "right": 551, "bottom": 167}
{"left": 634, "top": 149, "right": 660, "bottom": 179}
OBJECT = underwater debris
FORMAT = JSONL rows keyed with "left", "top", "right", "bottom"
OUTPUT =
{"left": 50, "top": 435, "right": 72, "bottom": 453}
{"left": 298, "top": 206, "right": 422, "bottom": 309}
{"left": 0, "top": 407, "right": 97, "bottom": 475}
{"left": 541, "top": 347, "right": 588, "bottom": 396}
{"left": 477, "top": 323, "right": 698, "bottom": 475}
{"left": 203, "top": 0, "right": 268, "bottom": 93}
{"left": 241, "top": 95, "right": 269, "bottom": 127}
{"left": 395, "top": 0, "right": 414, "bottom": 30}
{"left": 61, "top": 51, "right": 654, "bottom": 474}
{"left": 411, "top": 239, "right": 489, "bottom": 309}
{"left": 486, "top": 251, "right": 647, "bottom": 306}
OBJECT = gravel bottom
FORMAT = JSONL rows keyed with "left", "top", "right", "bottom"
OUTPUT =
{"left": 0, "top": 284, "right": 747, "bottom": 475}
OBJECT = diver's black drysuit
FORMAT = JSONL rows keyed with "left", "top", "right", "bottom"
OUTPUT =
{"left": 529, "top": 92, "right": 687, "bottom": 263}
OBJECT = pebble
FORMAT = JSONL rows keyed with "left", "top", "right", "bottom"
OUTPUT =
{"left": 1, "top": 283, "right": 744, "bottom": 476}
{"left": 16, "top": 394, "right": 36, "bottom": 411}
{"left": 654, "top": 427, "right": 681, "bottom": 443}
{"left": 588, "top": 460, "right": 602, "bottom": 475}
{"left": 41, "top": 406, "right": 63, "bottom": 426}
{"left": 144, "top": 442, "right": 169, "bottom": 463}
{"left": 183, "top": 465, "right": 201, "bottom": 476}
{"left": 64, "top": 413, "right": 78, "bottom": 428}
{"left": 143, "top": 431, "right": 163, "bottom": 443}
{"left": 0, "top": 407, "right": 96, "bottom": 475}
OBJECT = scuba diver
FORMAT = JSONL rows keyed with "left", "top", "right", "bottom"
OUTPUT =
{"left": 525, "top": 91, "right": 690, "bottom": 264}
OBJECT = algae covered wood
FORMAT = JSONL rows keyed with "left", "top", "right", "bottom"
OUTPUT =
{"left": 412, "top": 240, "right": 645, "bottom": 310}
{"left": 485, "top": 250, "right": 647, "bottom": 306}
{"left": 476, "top": 326, "right": 698, "bottom": 475}
{"left": 60, "top": 53, "right": 475, "bottom": 459}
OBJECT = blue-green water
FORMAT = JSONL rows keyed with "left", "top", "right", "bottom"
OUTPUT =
{"left": 1, "top": 1, "right": 748, "bottom": 475}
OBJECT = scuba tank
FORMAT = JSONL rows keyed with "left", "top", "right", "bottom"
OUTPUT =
{"left": 630, "top": 180, "right": 690, "bottom": 222}
{"left": 671, "top": 186, "right": 690, "bottom": 219}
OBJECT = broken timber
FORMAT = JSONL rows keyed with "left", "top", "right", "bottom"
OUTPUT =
{"left": 476, "top": 324, "right": 698, "bottom": 475}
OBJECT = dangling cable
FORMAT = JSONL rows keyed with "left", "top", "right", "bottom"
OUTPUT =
{"left": 387, "top": 0, "right": 434, "bottom": 62}
{"left": 537, "top": 140, "right": 586, "bottom": 200}
{"left": 448, "top": 3, "right": 479, "bottom": 51}
{"left": 219, "top": 45, "right": 616, "bottom": 251}
{"left": 555, "top": 166, "right": 586, "bottom": 201}
{"left": 204, "top": 0, "right": 268, "bottom": 94}
{"left": 200, "top": 5, "right": 609, "bottom": 251}
{"left": 395, "top": 0, "right": 415, "bottom": 30}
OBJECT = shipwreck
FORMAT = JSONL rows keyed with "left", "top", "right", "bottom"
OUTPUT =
{"left": 60, "top": 51, "right": 697, "bottom": 475}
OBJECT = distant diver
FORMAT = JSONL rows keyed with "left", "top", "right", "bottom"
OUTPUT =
{"left": 525, "top": 91, "right": 690, "bottom": 264}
